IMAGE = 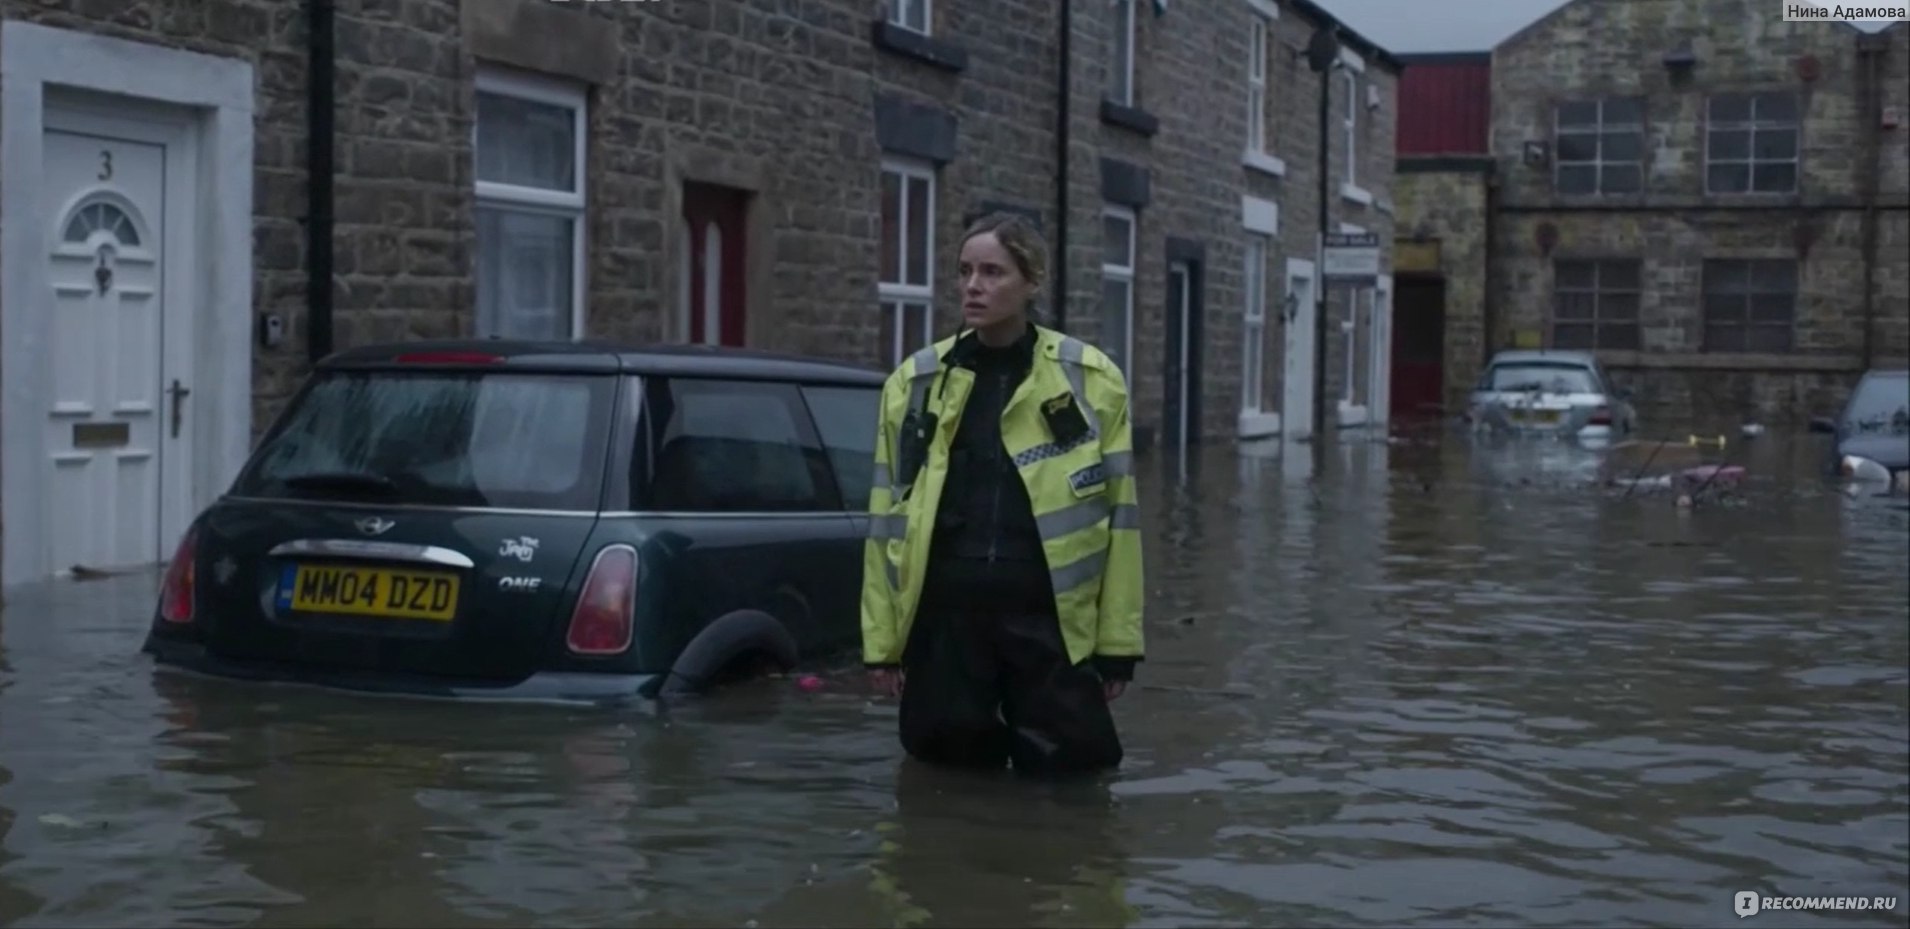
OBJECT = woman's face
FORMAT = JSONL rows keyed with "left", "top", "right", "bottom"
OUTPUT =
{"left": 958, "top": 232, "right": 1036, "bottom": 331}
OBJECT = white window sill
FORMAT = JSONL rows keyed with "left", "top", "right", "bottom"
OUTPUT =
{"left": 1341, "top": 183, "right": 1373, "bottom": 206}
{"left": 1239, "top": 410, "right": 1281, "bottom": 439}
{"left": 1338, "top": 401, "right": 1369, "bottom": 427}
{"left": 1243, "top": 149, "right": 1286, "bottom": 178}
{"left": 1376, "top": 198, "right": 1395, "bottom": 216}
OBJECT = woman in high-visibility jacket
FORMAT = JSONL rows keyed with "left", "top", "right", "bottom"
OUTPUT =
{"left": 860, "top": 211, "right": 1145, "bottom": 776}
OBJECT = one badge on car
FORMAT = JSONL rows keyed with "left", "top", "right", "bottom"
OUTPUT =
{"left": 498, "top": 576, "right": 542, "bottom": 593}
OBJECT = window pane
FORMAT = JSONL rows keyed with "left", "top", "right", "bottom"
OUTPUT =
{"left": 1708, "top": 129, "right": 1750, "bottom": 159}
{"left": 1100, "top": 278, "right": 1130, "bottom": 372}
{"left": 1748, "top": 293, "right": 1793, "bottom": 322}
{"left": 1552, "top": 323, "right": 1594, "bottom": 348}
{"left": 1746, "top": 324, "right": 1793, "bottom": 352}
{"left": 1555, "top": 261, "right": 1596, "bottom": 289}
{"left": 906, "top": 175, "right": 931, "bottom": 287}
{"left": 802, "top": 385, "right": 881, "bottom": 509}
{"left": 649, "top": 379, "right": 821, "bottom": 513}
{"left": 881, "top": 171, "right": 901, "bottom": 285}
{"left": 1705, "top": 324, "right": 1746, "bottom": 352}
{"left": 1596, "top": 323, "right": 1639, "bottom": 350}
{"left": 1752, "top": 162, "right": 1796, "bottom": 193}
{"left": 1708, "top": 164, "right": 1749, "bottom": 193}
{"left": 1600, "top": 131, "right": 1641, "bottom": 162}
{"left": 1709, "top": 93, "right": 1752, "bottom": 123}
{"left": 1599, "top": 260, "right": 1641, "bottom": 290}
{"left": 1703, "top": 294, "right": 1745, "bottom": 324}
{"left": 1754, "top": 92, "right": 1797, "bottom": 123}
{"left": 902, "top": 300, "right": 931, "bottom": 353}
{"left": 901, "top": 0, "right": 928, "bottom": 31}
{"left": 1557, "top": 101, "right": 1599, "bottom": 128}
{"left": 1244, "top": 241, "right": 1265, "bottom": 319}
{"left": 879, "top": 300, "right": 902, "bottom": 367}
{"left": 1600, "top": 164, "right": 1641, "bottom": 193}
{"left": 476, "top": 92, "right": 576, "bottom": 192}
{"left": 1751, "top": 260, "right": 1796, "bottom": 291}
{"left": 1753, "top": 129, "right": 1797, "bottom": 160}
{"left": 1601, "top": 97, "right": 1643, "bottom": 125}
{"left": 1242, "top": 320, "right": 1264, "bottom": 409}
{"left": 1102, "top": 214, "right": 1131, "bottom": 268}
{"left": 1555, "top": 132, "right": 1597, "bottom": 163}
{"left": 1599, "top": 293, "right": 1640, "bottom": 321}
{"left": 477, "top": 206, "right": 574, "bottom": 340}
{"left": 1557, "top": 164, "right": 1597, "bottom": 194}
{"left": 1554, "top": 291, "right": 1596, "bottom": 320}
{"left": 234, "top": 370, "right": 614, "bottom": 511}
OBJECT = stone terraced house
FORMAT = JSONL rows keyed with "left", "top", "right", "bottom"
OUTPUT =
{"left": 1391, "top": 0, "right": 1908, "bottom": 425}
{"left": 0, "top": 0, "right": 1398, "bottom": 586}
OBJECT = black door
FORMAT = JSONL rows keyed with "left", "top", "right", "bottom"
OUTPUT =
{"left": 1162, "top": 257, "right": 1205, "bottom": 455}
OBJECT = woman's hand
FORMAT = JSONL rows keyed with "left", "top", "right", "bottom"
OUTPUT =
{"left": 1103, "top": 680, "right": 1127, "bottom": 702}
{"left": 869, "top": 668, "right": 905, "bottom": 698}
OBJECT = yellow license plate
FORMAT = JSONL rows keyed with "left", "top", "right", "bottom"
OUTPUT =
{"left": 278, "top": 564, "right": 460, "bottom": 621}
{"left": 1515, "top": 409, "right": 1561, "bottom": 423}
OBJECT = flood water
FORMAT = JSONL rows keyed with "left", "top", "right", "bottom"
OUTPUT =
{"left": 1, "top": 431, "right": 1906, "bottom": 928}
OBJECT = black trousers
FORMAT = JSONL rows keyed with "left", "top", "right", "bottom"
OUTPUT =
{"left": 898, "top": 577, "right": 1124, "bottom": 777}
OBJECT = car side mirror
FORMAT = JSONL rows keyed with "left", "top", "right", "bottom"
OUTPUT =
{"left": 1808, "top": 416, "right": 1836, "bottom": 434}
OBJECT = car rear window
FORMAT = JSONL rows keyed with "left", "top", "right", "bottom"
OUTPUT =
{"left": 234, "top": 370, "right": 617, "bottom": 511}
{"left": 1486, "top": 364, "right": 1598, "bottom": 394}
{"left": 1845, "top": 374, "right": 1910, "bottom": 432}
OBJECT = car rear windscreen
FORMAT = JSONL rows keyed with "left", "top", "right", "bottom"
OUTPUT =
{"left": 1845, "top": 375, "right": 1910, "bottom": 432}
{"left": 233, "top": 370, "right": 618, "bottom": 511}
{"left": 1486, "top": 364, "right": 1598, "bottom": 394}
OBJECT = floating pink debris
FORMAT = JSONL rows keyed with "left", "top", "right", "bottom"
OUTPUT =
{"left": 796, "top": 675, "right": 826, "bottom": 693}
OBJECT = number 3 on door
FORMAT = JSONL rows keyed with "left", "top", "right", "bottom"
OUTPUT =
{"left": 98, "top": 149, "right": 112, "bottom": 181}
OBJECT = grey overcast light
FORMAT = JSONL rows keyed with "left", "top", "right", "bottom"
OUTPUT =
{"left": 1307, "top": 0, "right": 1897, "bottom": 53}
{"left": 1304, "top": 0, "right": 1571, "bottom": 53}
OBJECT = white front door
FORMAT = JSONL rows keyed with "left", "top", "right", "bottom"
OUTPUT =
{"left": 39, "top": 106, "right": 195, "bottom": 574}
{"left": 1282, "top": 260, "right": 1317, "bottom": 442}
{"left": 1369, "top": 274, "right": 1393, "bottom": 429}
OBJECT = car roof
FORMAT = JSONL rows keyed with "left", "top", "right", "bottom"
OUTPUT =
{"left": 317, "top": 339, "right": 889, "bottom": 387}
{"left": 1486, "top": 349, "right": 1599, "bottom": 367}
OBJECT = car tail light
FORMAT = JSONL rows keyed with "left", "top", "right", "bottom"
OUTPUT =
{"left": 158, "top": 528, "right": 198, "bottom": 624}
{"left": 393, "top": 351, "right": 504, "bottom": 365}
{"left": 566, "top": 545, "right": 638, "bottom": 656}
{"left": 1588, "top": 406, "right": 1613, "bottom": 425}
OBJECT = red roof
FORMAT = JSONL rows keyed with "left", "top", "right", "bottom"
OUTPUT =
{"left": 1395, "top": 54, "right": 1492, "bottom": 156}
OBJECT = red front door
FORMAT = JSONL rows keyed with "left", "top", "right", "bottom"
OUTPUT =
{"left": 683, "top": 182, "right": 750, "bottom": 346}
{"left": 1390, "top": 276, "right": 1447, "bottom": 419}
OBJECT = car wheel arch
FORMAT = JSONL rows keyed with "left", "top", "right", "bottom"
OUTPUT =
{"left": 656, "top": 609, "right": 799, "bottom": 697}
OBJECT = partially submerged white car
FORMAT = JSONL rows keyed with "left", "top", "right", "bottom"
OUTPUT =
{"left": 1468, "top": 350, "right": 1637, "bottom": 440}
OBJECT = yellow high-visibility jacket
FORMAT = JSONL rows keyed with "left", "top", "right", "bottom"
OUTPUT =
{"left": 858, "top": 324, "right": 1145, "bottom": 670}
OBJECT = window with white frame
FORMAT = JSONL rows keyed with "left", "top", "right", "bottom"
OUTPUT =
{"left": 1342, "top": 69, "right": 1360, "bottom": 186}
{"left": 475, "top": 68, "right": 587, "bottom": 341}
{"left": 1705, "top": 92, "right": 1799, "bottom": 194}
{"left": 1109, "top": 0, "right": 1136, "bottom": 106}
{"left": 1247, "top": 16, "right": 1269, "bottom": 154}
{"left": 1100, "top": 206, "right": 1136, "bottom": 377}
{"left": 880, "top": 158, "right": 936, "bottom": 368}
{"left": 1242, "top": 235, "right": 1269, "bottom": 413}
{"left": 889, "top": 0, "right": 930, "bottom": 35}
{"left": 1554, "top": 97, "right": 1644, "bottom": 195}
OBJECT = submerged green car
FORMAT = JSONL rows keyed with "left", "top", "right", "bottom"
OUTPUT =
{"left": 142, "top": 340, "right": 885, "bottom": 703}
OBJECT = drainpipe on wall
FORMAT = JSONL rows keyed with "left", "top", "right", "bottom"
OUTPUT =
{"left": 1052, "top": 0, "right": 1072, "bottom": 331}
{"left": 1306, "top": 25, "right": 1340, "bottom": 441}
{"left": 307, "top": 0, "right": 337, "bottom": 365}
{"left": 1856, "top": 32, "right": 1885, "bottom": 370}
{"left": 1482, "top": 161, "right": 1499, "bottom": 372}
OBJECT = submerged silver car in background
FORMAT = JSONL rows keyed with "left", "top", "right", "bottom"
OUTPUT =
{"left": 1468, "top": 349, "right": 1637, "bottom": 439}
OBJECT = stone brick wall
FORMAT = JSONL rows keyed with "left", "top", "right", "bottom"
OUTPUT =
{"left": 1394, "top": 164, "right": 1491, "bottom": 413}
{"left": 1488, "top": 0, "right": 1909, "bottom": 426}
{"left": 0, "top": 0, "right": 1407, "bottom": 585}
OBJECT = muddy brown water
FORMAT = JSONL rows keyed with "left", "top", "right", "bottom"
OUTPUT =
{"left": 1, "top": 432, "right": 1905, "bottom": 928}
